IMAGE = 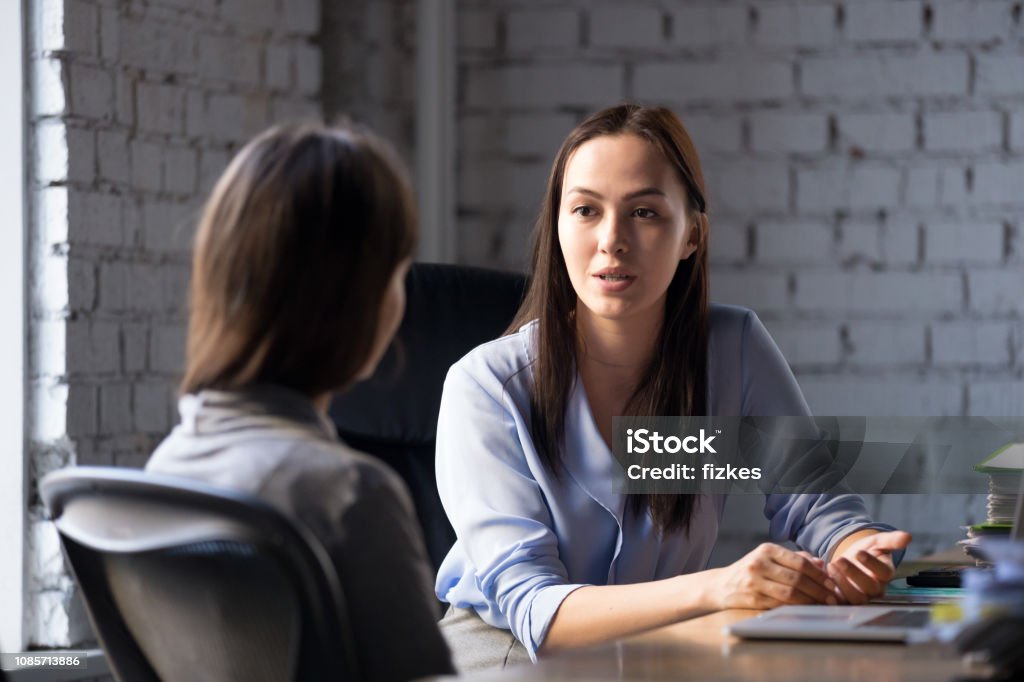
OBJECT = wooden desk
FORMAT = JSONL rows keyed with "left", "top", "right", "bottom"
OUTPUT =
{"left": 443, "top": 551, "right": 993, "bottom": 680}
{"left": 454, "top": 610, "right": 993, "bottom": 681}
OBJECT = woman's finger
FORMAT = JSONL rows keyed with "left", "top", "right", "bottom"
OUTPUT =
{"left": 762, "top": 561, "right": 835, "bottom": 604}
{"left": 832, "top": 558, "right": 880, "bottom": 601}
{"left": 748, "top": 593, "right": 785, "bottom": 610}
{"left": 842, "top": 555, "right": 886, "bottom": 596}
{"left": 856, "top": 550, "right": 895, "bottom": 583}
{"left": 766, "top": 545, "right": 830, "bottom": 583}
{"left": 796, "top": 550, "right": 825, "bottom": 569}
{"left": 759, "top": 577, "right": 819, "bottom": 605}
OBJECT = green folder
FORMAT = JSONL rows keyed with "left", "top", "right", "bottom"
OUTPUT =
{"left": 974, "top": 442, "right": 1024, "bottom": 473}
{"left": 968, "top": 523, "right": 1012, "bottom": 533}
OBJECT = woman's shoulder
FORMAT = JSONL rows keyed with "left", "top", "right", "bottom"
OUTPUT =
{"left": 261, "top": 437, "right": 416, "bottom": 515}
{"left": 709, "top": 303, "right": 764, "bottom": 366}
{"left": 274, "top": 437, "right": 407, "bottom": 490}
{"left": 706, "top": 303, "right": 770, "bottom": 403}
{"left": 707, "top": 303, "right": 809, "bottom": 415}
{"left": 709, "top": 302, "right": 759, "bottom": 340}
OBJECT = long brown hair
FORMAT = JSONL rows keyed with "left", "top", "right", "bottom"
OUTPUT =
{"left": 508, "top": 104, "right": 711, "bottom": 535}
{"left": 182, "top": 122, "right": 416, "bottom": 396}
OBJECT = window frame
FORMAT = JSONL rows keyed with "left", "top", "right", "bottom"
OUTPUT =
{"left": 0, "top": 0, "right": 27, "bottom": 651}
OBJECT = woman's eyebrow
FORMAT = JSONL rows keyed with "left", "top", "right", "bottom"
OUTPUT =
{"left": 564, "top": 186, "right": 667, "bottom": 200}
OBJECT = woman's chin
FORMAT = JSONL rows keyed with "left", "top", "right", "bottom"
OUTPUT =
{"left": 579, "top": 302, "right": 636, "bottom": 323}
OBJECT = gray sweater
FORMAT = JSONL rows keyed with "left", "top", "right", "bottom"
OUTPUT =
{"left": 146, "top": 384, "right": 454, "bottom": 682}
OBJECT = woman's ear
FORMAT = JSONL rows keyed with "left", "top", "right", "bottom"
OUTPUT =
{"left": 680, "top": 212, "right": 706, "bottom": 260}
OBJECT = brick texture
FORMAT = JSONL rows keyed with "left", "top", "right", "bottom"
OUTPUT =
{"left": 449, "top": 0, "right": 1024, "bottom": 562}
{"left": 27, "top": 0, "right": 321, "bottom": 647}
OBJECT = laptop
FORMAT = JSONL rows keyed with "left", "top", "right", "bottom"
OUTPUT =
{"left": 725, "top": 605, "right": 933, "bottom": 642}
{"left": 727, "top": 471, "right": 1024, "bottom": 643}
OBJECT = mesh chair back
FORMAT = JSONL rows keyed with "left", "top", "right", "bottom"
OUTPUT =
{"left": 41, "top": 467, "right": 358, "bottom": 682}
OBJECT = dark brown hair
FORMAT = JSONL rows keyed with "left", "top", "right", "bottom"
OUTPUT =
{"left": 508, "top": 104, "right": 710, "bottom": 535}
{"left": 182, "top": 122, "right": 416, "bottom": 396}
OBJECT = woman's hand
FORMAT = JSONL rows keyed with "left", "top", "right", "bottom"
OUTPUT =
{"left": 827, "top": 530, "right": 912, "bottom": 604}
{"left": 706, "top": 543, "right": 838, "bottom": 611}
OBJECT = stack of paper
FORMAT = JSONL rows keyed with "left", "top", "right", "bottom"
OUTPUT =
{"left": 960, "top": 443, "right": 1024, "bottom": 562}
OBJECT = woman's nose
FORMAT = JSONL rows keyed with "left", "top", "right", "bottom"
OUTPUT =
{"left": 597, "top": 214, "right": 628, "bottom": 254}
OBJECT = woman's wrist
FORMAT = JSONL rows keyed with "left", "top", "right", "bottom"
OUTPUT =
{"left": 827, "top": 528, "right": 880, "bottom": 563}
{"left": 673, "top": 569, "right": 720, "bottom": 615}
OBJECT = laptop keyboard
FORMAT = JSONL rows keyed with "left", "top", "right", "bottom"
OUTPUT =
{"left": 860, "top": 610, "right": 930, "bottom": 628}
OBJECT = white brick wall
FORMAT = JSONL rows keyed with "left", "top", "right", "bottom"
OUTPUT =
{"left": 1011, "top": 111, "right": 1024, "bottom": 151}
{"left": 712, "top": 161, "right": 790, "bottom": 213}
{"left": 846, "top": 322, "right": 927, "bottom": 365}
{"left": 844, "top": 1, "right": 922, "bottom": 43}
{"left": 931, "top": 0, "right": 1013, "bottom": 43}
{"left": 27, "top": 0, "right": 321, "bottom": 647}
{"left": 755, "top": 3, "right": 837, "bottom": 49}
{"left": 932, "top": 321, "right": 1013, "bottom": 366}
{"left": 708, "top": 219, "right": 749, "bottom": 264}
{"left": 469, "top": 63, "right": 625, "bottom": 109}
{"left": 976, "top": 55, "right": 1024, "bottom": 95}
{"left": 923, "top": 111, "right": 1003, "bottom": 152}
{"left": 968, "top": 382, "right": 1024, "bottom": 416}
{"left": 447, "top": 0, "right": 1024, "bottom": 557}
{"left": 449, "top": 1, "right": 1024, "bottom": 460}
{"left": 972, "top": 160, "right": 1024, "bottom": 206}
{"left": 322, "top": 0, "right": 416, "bottom": 166}
{"left": 755, "top": 220, "right": 833, "bottom": 263}
{"left": 749, "top": 111, "right": 829, "bottom": 154}
{"left": 635, "top": 60, "right": 794, "bottom": 103}
{"left": 925, "top": 220, "right": 1004, "bottom": 263}
{"left": 968, "top": 270, "right": 1024, "bottom": 314}
{"left": 801, "top": 54, "right": 970, "bottom": 98}
{"left": 837, "top": 112, "right": 916, "bottom": 154}
{"left": 671, "top": 6, "right": 747, "bottom": 48}
{"left": 506, "top": 8, "right": 578, "bottom": 51}
{"left": 589, "top": 6, "right": 662, "bottom": 49}
{"left": 799, "top": 378, "right": 963, "bottom": 416}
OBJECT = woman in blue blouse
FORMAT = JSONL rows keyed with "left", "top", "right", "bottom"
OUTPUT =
{"left": 434, "top": 104, "right": 911, "bottom": 670}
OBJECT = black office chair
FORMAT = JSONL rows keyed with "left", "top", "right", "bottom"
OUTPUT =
{"left": 40, "top": 466, "right": 359, "bottom": 682}
{"left": 330, "top": 263, "right": 527, "bottom": 572}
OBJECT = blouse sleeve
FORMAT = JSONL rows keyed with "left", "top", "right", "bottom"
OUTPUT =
{"left": 740, "top": 310, "right": 900, "bottom": 561}
{"left": 435, "top": 360, "right": 585, "bottom": 660}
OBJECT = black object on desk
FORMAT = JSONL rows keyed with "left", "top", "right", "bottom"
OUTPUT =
{"left": 906, "top": 566, "right": 964, "bottom": 588}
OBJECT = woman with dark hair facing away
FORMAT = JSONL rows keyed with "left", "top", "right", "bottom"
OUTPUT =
{"left": 434, "top": 104, "right": 911, "bottom": 669}
{"left": 146, "top": 122, "right": 453, "bottom": 682}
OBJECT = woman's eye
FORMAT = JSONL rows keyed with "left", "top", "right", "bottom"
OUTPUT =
{"left": 572, "top": 205, "right": 596, "bottom": 217}
{"left": 632, "top": 207, "right": 658, "bottom": 218}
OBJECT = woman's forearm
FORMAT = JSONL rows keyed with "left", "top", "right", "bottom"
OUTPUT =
{"left": 538, "top": 569, "right": 720, "bottom": 654}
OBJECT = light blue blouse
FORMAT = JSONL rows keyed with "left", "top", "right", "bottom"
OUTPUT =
{"left": 434, "top": 304, "right": 894, "bottom": 660}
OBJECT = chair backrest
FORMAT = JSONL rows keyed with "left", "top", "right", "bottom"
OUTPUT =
{"left": 330, "top": 262, "right": 527, "bottom": 571}
{"left": 40, "top": 466, "right": 359, "bottom": 682}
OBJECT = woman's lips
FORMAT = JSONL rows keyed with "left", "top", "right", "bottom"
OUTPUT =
{"left": 593, "top": 273, "right": 635, "bottom": 292}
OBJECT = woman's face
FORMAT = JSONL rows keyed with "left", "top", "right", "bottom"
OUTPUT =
{"left": 558, "top": 134, "right": 697, "bottom": 326}
{"left": 356, "top": 257, "right": 411, "bottom": 380}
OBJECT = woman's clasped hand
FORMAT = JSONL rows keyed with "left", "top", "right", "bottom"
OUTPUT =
{"left": 706, "top": 544, "right": 839, "bottom": 610}
{"left": 708, "top": 529, "right": 912, "bottom": 610}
